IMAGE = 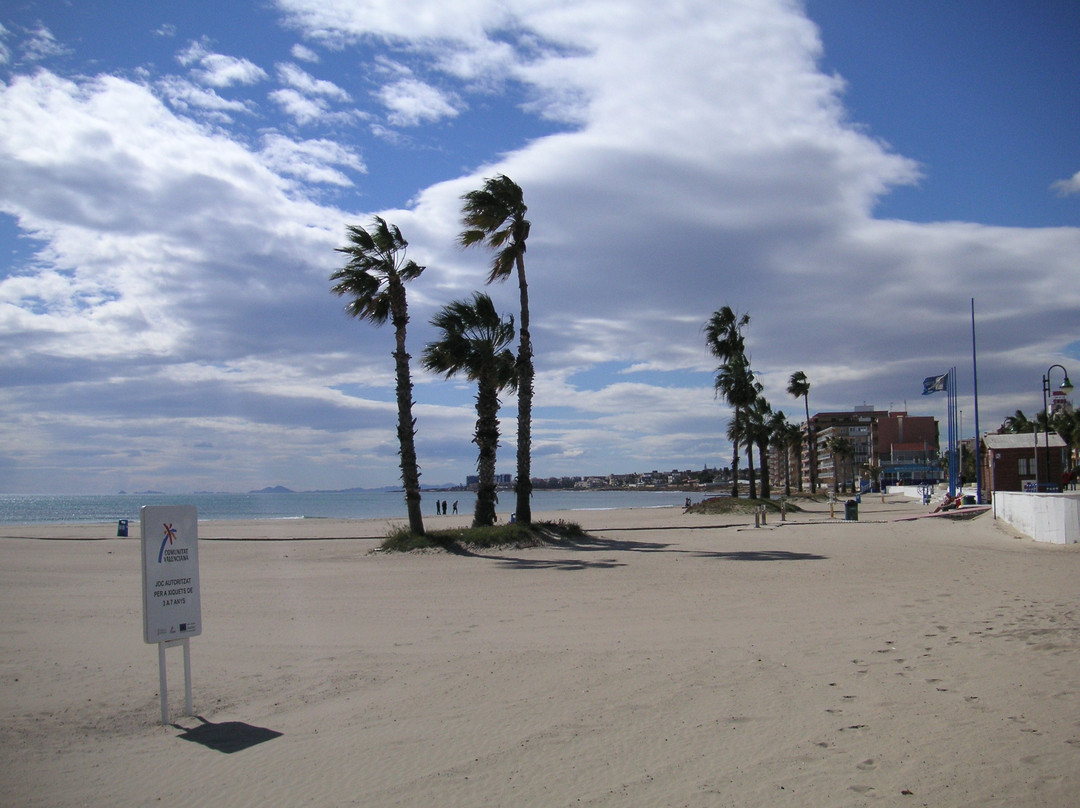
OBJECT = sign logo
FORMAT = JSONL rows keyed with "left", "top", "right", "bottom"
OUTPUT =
{"left": 158, "top": 522, "right": 178, "bottom": 563}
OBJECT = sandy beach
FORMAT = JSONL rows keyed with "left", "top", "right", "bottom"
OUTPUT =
{"left": 2, "top": 496, "right": 1079, "bottom": 806}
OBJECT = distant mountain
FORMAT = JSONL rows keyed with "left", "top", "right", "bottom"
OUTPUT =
{"left": 247, "top": 483, "right": 462, "bottom": 494}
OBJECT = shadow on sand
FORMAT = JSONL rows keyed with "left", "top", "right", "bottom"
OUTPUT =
{"left": 174, "top": 716, "right": 283, "bottom": 754}
{"left": 454, "top": 532, "right": 827, "bottom": 570}
{"left": 689, "top": 549, "right": 827, "bottom": 562}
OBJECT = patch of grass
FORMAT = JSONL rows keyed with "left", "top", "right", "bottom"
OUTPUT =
{"left": 380, "top": 519, "right": 587, "bottom": 553}
{"left": 688, "top": 496, "right": 805, "bottom": 515}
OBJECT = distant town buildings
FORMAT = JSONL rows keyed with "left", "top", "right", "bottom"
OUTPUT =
{"left": 466, "top": 473, "right": 513, "bottom": 490}
{"left": 465, "top": 406, "right": 947, "bottom": 496}
{"left": 769, "top": 407, "right": 942, "bottom": 493}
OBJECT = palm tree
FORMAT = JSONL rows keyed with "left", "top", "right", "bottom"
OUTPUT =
{"left": 1001, "top": 409, "right": 1034, "bottom": 433}
{"left": 824, "top": 436, "right": 854, "bottom": 493}
{"left": 823, "top": 436, "right": 841, "bottom": 494}
{"left": 706, "top": 307, "right": 752, "bottom": 497}
{"left": 460, "top": 175, "right": 534, "bottom": 525}
{"left": 717, "top": 352, "right": 760, "bottom": 499}
{"left": 768, "top": 410, "right": 790, "bottom": 497}
{"left": 331, "top": 217, "right": 426, "bottom": 536}
{"left": 787, "top": 371, "right": 816, "bottom": 493}
{"left": 1053, "top": 409, "right": 1080, "bottom": 470}
{"left": 784, "top": 421, "right": 804, "bottom": 494}
{"left": 747, "top": 396, "right": 774, "bottom": 500}
{"left": 422, "top": 293, "right": 517, "bottom": 527}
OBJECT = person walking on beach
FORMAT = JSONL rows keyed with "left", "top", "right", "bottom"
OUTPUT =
{"left": 453, "top": 501, "right": 458, "bottom": 514}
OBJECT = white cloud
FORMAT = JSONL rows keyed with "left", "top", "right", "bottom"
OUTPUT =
{"left": 268, "top": 63, "right": 357, "bottom": 125}
{"left": 1051, "top": 170, "right": 1080, "bottom": 196}
{"left": 291, "top": 43, "right": 320, "bottom": 62}
{"left": 275, "top": 0, "right": 505, "bottom": 47}
{"left": 269, "top": 87, "right": 328, "bottom": 124}
{"left": 21, "top": 24, "right": 70, "bottom": 62}
{"left": 378, "top": 78, "right": 460, "bottom": 126}
{"left": 178, "top": 39, "right": 268, "bottom": 87}
{"left": 157, "top": 76, "right": 255, "bottom": 118}
{"left": 260, "top": 134, "right": 365, "bottom": 185}
{"left": 0, "top": 69, "right": 344, "bottom": 366}
{"left": 277, "top": 62, "right": 350, "bottom": 100}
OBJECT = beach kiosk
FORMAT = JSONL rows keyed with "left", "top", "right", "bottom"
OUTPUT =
{"left": 140, "top": 505, "right": 201, "bottom": 723}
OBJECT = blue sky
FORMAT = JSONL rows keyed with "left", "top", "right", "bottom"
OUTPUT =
{"left": 1, "top": 0, "right": 1077, "bottom": 494}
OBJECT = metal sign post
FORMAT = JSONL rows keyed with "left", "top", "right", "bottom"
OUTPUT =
{"left": 158, "top": 638, "right": 193, "bottom": 724}
{"left": 141, "top": 505, "right": 201, "bottom": 723}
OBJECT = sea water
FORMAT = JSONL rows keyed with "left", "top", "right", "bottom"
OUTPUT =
{"left": 0, "top": 489, "right": 703, "bottom": 525}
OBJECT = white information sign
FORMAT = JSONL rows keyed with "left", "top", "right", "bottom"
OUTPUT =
{"left": 141, "top": 505, "right": 202, "bottom": 644}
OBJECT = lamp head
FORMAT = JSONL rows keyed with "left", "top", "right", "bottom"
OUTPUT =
{"left": 1062, "top": 374, "right": 1075, "bottom": 394}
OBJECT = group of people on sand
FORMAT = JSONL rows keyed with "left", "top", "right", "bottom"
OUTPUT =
{"left": 435, "top": 500, "right": 458, "bottom": 515}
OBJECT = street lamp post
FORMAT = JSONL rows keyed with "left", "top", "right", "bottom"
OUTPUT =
{"left": 1041, "top": 364, "right": 1074, "bottom": 492}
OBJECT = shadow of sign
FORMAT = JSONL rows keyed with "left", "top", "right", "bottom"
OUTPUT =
{"left": 174, "top": 716, "right": 282, "bottom": 753}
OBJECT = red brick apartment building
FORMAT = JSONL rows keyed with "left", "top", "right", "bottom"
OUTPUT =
{"left": 770, "top": 408, "right": 940, "bottom": 493}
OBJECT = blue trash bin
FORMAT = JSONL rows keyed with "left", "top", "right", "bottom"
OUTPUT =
{"left": 117, "top": 519, "right": 129, "bottom": 537}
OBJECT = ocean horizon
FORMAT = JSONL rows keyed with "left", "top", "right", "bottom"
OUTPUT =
{"left": 0, "top": 488, "right": 707, "bottom": 525}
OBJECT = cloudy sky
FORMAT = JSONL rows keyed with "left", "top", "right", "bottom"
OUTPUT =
{"left": 1, "top": 0, "right": 1077, "bottom": 494}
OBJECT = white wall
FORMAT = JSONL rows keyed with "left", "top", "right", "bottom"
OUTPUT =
{"left": 887, "top": 484, "right": 945, "bottom": 502}
{"left": 993, "top": 492, "right": 1080, "bottom": 544}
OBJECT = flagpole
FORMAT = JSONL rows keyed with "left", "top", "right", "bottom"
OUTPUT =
{"left": 951, "top": 366, "right": 959, "bottom": 497}
{"left": 971, "top": 298, "right": 983, "bottom": 503}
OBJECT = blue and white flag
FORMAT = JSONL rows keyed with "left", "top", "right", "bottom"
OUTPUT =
{"left": 922, "top": 373, "right": 948, "bottom": 395}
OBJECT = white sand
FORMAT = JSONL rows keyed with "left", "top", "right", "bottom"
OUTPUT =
{"left": 2, "top": 497, "right": 1079, "bottom": 806}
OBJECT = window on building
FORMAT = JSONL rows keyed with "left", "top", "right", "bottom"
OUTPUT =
{"left": 1018, "top": 457, "right": 1036, "bottom": 476}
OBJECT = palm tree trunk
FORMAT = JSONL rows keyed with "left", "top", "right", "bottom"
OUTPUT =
{"left": 746, "top": 440, "right": 757, "bottom": 500}
{"left": 758, "top": 442, "right": 770, "bottom": 500}
{"left": 514, "top": 255, "right": 533, "bottom": 525}
{"left": 804, "top": 397, "right": 816, "bottom": 493}
{"left": 392, "top": 336, "right": 425, "bottom": 536}
{"left": 730, "top": 411, "right": 741, "bottom": 498}
{"left": 473, "top": 377, "right": 500, "bottom": 527}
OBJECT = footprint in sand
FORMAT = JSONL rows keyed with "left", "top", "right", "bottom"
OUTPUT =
{"left": 856, "top": 759, "right": 876, "bottom": 770}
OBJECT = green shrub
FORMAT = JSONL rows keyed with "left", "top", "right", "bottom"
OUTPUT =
{"left": 379, "top": 519, "right": 585, "bottom": 553}
{"left": 688, "top": 497, "right": 804, "bottom": 515}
